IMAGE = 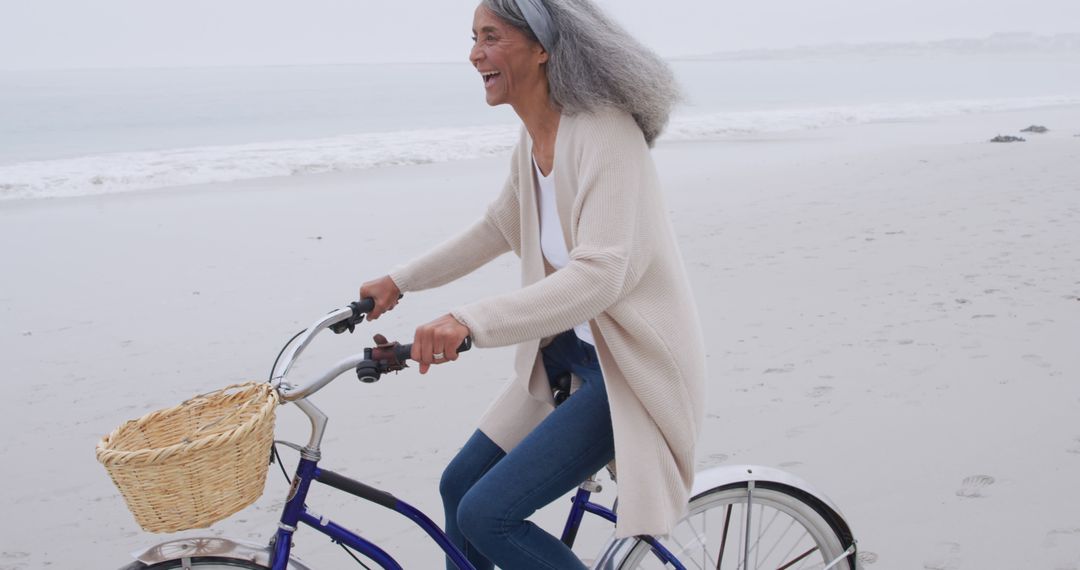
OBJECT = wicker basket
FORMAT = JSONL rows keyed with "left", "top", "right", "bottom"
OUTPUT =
{"left": 96, "top": 382, "right": 280, "bottom": 533}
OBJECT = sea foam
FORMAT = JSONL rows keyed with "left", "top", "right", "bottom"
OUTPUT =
{"left": 2, "top": 95, "right": 1078, "bottom": 201}
{"left": 664, "top": 95, "right": 1080, "bottom": 139}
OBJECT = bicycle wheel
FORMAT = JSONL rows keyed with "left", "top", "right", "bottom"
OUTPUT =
{"left": 615, "top": 482, "right": 856, "bottom": 570}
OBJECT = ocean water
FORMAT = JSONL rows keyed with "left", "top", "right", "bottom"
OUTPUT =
{"left": 2, "top": 51, "right": 1079, "bottom": 200}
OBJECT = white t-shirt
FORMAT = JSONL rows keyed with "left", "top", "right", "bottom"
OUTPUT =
{"left": 534, "top": 159, "right": 596, "bottom": 346}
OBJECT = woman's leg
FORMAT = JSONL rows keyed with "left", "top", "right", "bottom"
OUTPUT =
{"left": 440, "top": 429, "right": 505, "bottom": 570}
{"left": 456, "top": 337, "right": 613, "bottom": 570}
{"left": 439, "top": 332, "right": 577, "bottom": 569}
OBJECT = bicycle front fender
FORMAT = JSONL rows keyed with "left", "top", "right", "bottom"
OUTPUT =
{"left": 120, "top": 537, "right": 313, "bottom": 569}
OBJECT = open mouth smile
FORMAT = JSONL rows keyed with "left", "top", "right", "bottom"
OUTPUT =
{"left": 481, "top": 70, "right": 501, "bottom": 87}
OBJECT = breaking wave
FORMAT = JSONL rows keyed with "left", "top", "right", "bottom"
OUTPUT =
{"left": 2, "top": 95, "right": 1078, "bottom": 201}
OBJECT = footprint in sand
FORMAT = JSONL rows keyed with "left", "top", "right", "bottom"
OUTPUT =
{"left": 702, "top": 453, "right": 729, "bottom": 467}
{"left": 808, "top": 386, "right": 834, "bottom": 398}
{"left": 923, "top": 541, "right": 961, "bottom": 570}
{"left": 1022, "top": 354, "right": 1051, "bottom": 369}
{"left": 786, "top": 425, "right": 812, "bottom": 438}
{"left": 857, "top": 551, "right": 879, "bottom": 565}
{"left": 1043, "top": 528, "right": 1080, "bottom": 569}
{"left": 956, "top": 474, "right": 995, "bottom": 498}
{"left": 1044, "top": 527, "right": 1080, "bottom": 548}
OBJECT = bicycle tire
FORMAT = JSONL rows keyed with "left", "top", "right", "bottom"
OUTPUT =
{"left": 615, "top": 482, "right": 856, "bottom": 570}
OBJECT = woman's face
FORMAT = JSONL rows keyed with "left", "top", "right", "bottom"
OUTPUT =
{"left": 469, "top": 5, "right": 549, "bottom": 108}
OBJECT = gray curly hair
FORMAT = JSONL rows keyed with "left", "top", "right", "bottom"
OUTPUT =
{"left": 481, "top": 0, "right": 679, "bottom": 146}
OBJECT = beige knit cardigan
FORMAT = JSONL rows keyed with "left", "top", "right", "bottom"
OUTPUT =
{"left": 389, "top": 108, "right": 706, "bottom": 538}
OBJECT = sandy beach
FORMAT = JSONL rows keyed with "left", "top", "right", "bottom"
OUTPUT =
{"left": 1, "top": 104, "right": 1078, "bottom": 568}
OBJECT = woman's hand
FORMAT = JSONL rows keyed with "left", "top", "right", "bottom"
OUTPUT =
{"left": 359, "top": 275, "right": 401, "bottom": 320}
{"left": 412, "top": 314, "right": 471, "bottom": 374}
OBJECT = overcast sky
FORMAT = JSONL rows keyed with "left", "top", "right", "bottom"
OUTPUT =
{"left": 2, "top": 0, "right": 1078, "bottom": 70}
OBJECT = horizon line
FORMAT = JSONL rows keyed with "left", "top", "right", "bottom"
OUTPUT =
{"left": 2, "top": 31, "right": 1077, "bottom": 73}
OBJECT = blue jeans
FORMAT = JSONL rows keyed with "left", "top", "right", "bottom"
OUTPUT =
{"left": 439, "top": 331, "right": 616, "bottom": 570}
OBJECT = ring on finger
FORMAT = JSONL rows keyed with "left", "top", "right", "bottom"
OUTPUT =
{"left": 432, "top": 352, "right": 445, "bottom": 360}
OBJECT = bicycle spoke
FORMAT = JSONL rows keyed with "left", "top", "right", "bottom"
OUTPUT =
{"left": 757, "top": 517, "right": 798, "bottom": 565}
{"left": 702, "top": 506, "right": 707, "bottom": 569}
{"left": 716, "top": 504, "right": 732, "bottom": 569}
{"left": 774, "top": 528, "right": 813, "bottom": 570}
{"left": 746, "top": 505, "right": 782, "bottom": 568}
{"left": 776, "top": 546, "right": 819, "bottom": 570}
{"left": 754, "top": 504, "right": 763, "bottom": 569}
{"left": 666, "top": 521, "right": 711, "bottom": 570}
{"left": 737, "top": 503, "right": 797, "bottom": 570}
{"left": 684, "top": 513, "right": 721, "bottom": 568}
{"left": 736, "top": 503, "right": 745, "bottom": 570}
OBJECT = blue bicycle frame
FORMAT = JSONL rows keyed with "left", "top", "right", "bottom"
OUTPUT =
{"left": 267, "top": 455, "right": 685, "bottom": 569}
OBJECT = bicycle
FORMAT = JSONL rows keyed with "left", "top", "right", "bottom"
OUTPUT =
{"left": 117, "top": 300, "right": 859, "bottom": 569}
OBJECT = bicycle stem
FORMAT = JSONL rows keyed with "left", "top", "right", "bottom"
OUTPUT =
{"left": 291, "top": 398, "right": 328, "bottom": 460}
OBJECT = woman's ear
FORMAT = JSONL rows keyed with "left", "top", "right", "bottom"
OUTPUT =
{"left": 537, "top": 46, "right": 549, "bottom": 65}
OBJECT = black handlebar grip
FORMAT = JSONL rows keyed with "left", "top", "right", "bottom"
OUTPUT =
{"left": 353, "top": 298, "right": 376, "bottom": 316}
{"left": 353, "top": 294, "right": 404, "bottom": 317}
{"left": 396, "top": 337, "right": 473, "bottom": 362}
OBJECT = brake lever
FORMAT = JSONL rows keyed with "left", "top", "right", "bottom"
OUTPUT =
{"left": 330, "top": 319, "right": 358, "bottom": 335}
{"left": 330, "top": 300, "right": 373, "bottom": 334}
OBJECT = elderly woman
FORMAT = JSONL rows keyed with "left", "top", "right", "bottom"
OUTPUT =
{"left": 359, "top": 0, "right": 705, "bottom": 567}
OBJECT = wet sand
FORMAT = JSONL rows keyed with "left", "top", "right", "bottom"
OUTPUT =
{"left": 1, "top": 105, "right": 1078, "bottom": 569}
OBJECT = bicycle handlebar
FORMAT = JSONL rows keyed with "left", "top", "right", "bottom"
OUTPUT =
{"left": 275, "top": 300, "right": 472, "bottom": 402}
{"left": 354, "top": 336, "right": 473, "bottom": 383}
{"left": 274, "top": 298, "right": 380, "bottom": 380}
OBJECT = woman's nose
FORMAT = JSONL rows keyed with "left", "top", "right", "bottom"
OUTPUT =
{"left": 469, "top": 43, "right": 482, "bottom": 65}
